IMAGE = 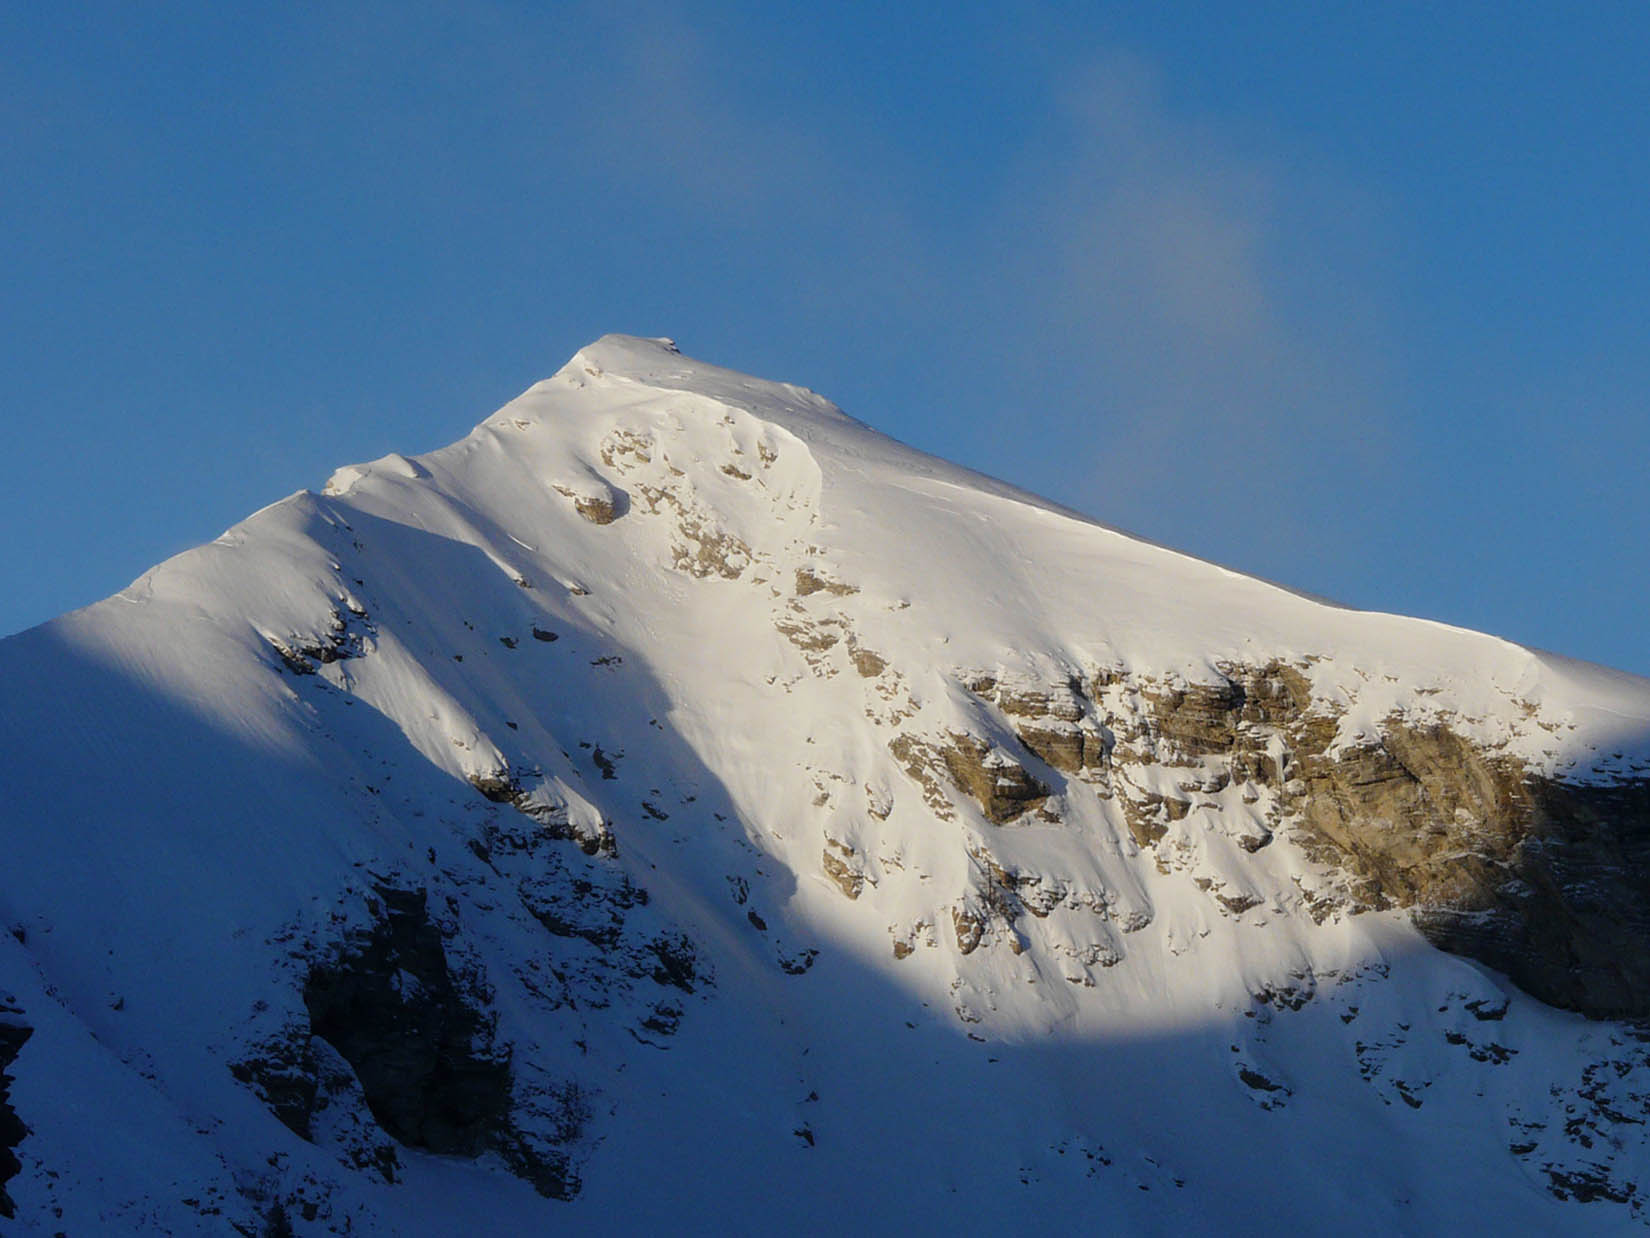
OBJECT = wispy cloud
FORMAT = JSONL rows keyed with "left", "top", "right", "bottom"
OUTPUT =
{"left": 976, "top": 52, "right": 1400, "bottom": 571}
{"left": 532, "top": 15, "right": 1399, "bottom": 576}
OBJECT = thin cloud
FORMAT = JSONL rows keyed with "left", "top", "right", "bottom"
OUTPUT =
{"left": 364, "top": 7, "right": 1404, "bottom": 579}
{"left": 978, "top": 52, "right": 1400, "bottom": 571}
{"left": 543, "top": 20, "right": 1400, "bottom": 577}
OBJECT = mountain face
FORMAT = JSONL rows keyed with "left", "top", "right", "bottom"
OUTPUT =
{"left": 2, "top": 335, "right": 1649, "bottom": 1233}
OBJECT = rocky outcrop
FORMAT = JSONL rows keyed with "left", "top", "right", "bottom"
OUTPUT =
{"left": 844, "top": 637, "right": 886, "bottom": 679}
{"left": 794, "top": 567, "right": 856, "bottom": 598}
{"left": 938, "top": 734, "right": 1049, "bottom": 823}
{"left": 971, "top": 676, "right": 1105, "bottom": 774}
{"left": 968, "top": 659, "right": 1650, "bottom": 1017}
{"left": 1114, "top": 780, "right": 1192, "bottom": 849}
{"left": 0, "top": 1004, "right": 29, "bottom": 1221}
{"left": 552, "top": 483, "right": 626, "bottom": 525}
{"left": 890, "top": 731, "right": 1049, "bottom": 824}
{"left": 467, "top": 768, "right": 616, "bottom": 857}
{"left": 822, "top": 838, "right": 867, "bottom": 900}
{"left": 303, "top": 889, "right": 511, "bottom": 1156}
{"left": 300, "top": 887, "right": 579, "bottom": 1199}
{"left": 652, "top": 496, "right": 752, "bottom": 578}
{"left": 1400, "top": 770, "right": 1650, "bottom": 1019}
{"left": 268, "top": 604, "right": 376, "bottom": 676}
{"left": 599, "top": 423, "right": 760, "bottom": 579}
{"left": 1172, "top": 664, "right": 1650, "bottom": 1018}
{"left": 1151, "top": 663, "right": 1650, "bottom": 1018}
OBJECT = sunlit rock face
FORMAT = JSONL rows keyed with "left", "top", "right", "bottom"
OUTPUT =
{"left": 951, "top": 659, "right": 1650, "bottom": 1017}
{"left": 1, "top": 335, "right": 1648, "bottom": 1233}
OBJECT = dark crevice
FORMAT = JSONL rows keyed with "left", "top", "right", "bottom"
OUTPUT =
{"left": 0, "top": 1013, "right": 32, "bottom": 1221}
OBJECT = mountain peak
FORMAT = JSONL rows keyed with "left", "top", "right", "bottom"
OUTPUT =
{"left": 3, "top": 340, "right": 1649, "bottom": 1232}
{"left": 560, "top": 332, "right": 681, "bottom": 379}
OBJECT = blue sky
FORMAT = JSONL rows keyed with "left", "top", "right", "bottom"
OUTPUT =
{"left": 3, "top": 2, "right": 1646, "bottom": 673}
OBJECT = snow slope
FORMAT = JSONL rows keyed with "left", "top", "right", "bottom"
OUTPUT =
{"left": 2, "top": 335, "right": 1648, "bottom": 1234}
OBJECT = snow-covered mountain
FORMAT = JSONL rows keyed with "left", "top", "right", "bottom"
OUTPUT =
{"left": 3, "top": 335, "right": 1648, "bottom": 1234}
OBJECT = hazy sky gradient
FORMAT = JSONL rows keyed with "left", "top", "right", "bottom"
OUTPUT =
{"left": 3, "top": 2, "right": 1646, "bottom": 673}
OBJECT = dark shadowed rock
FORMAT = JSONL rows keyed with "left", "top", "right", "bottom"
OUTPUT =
{"left": 303, "top": 888, "right": 512, "bottom": 1159}
{"left": 0, "top": 1010, "right": 30, "bottom": 1221}
{"left": 293, "top": 888, "right": 581, "bottom": 1198}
